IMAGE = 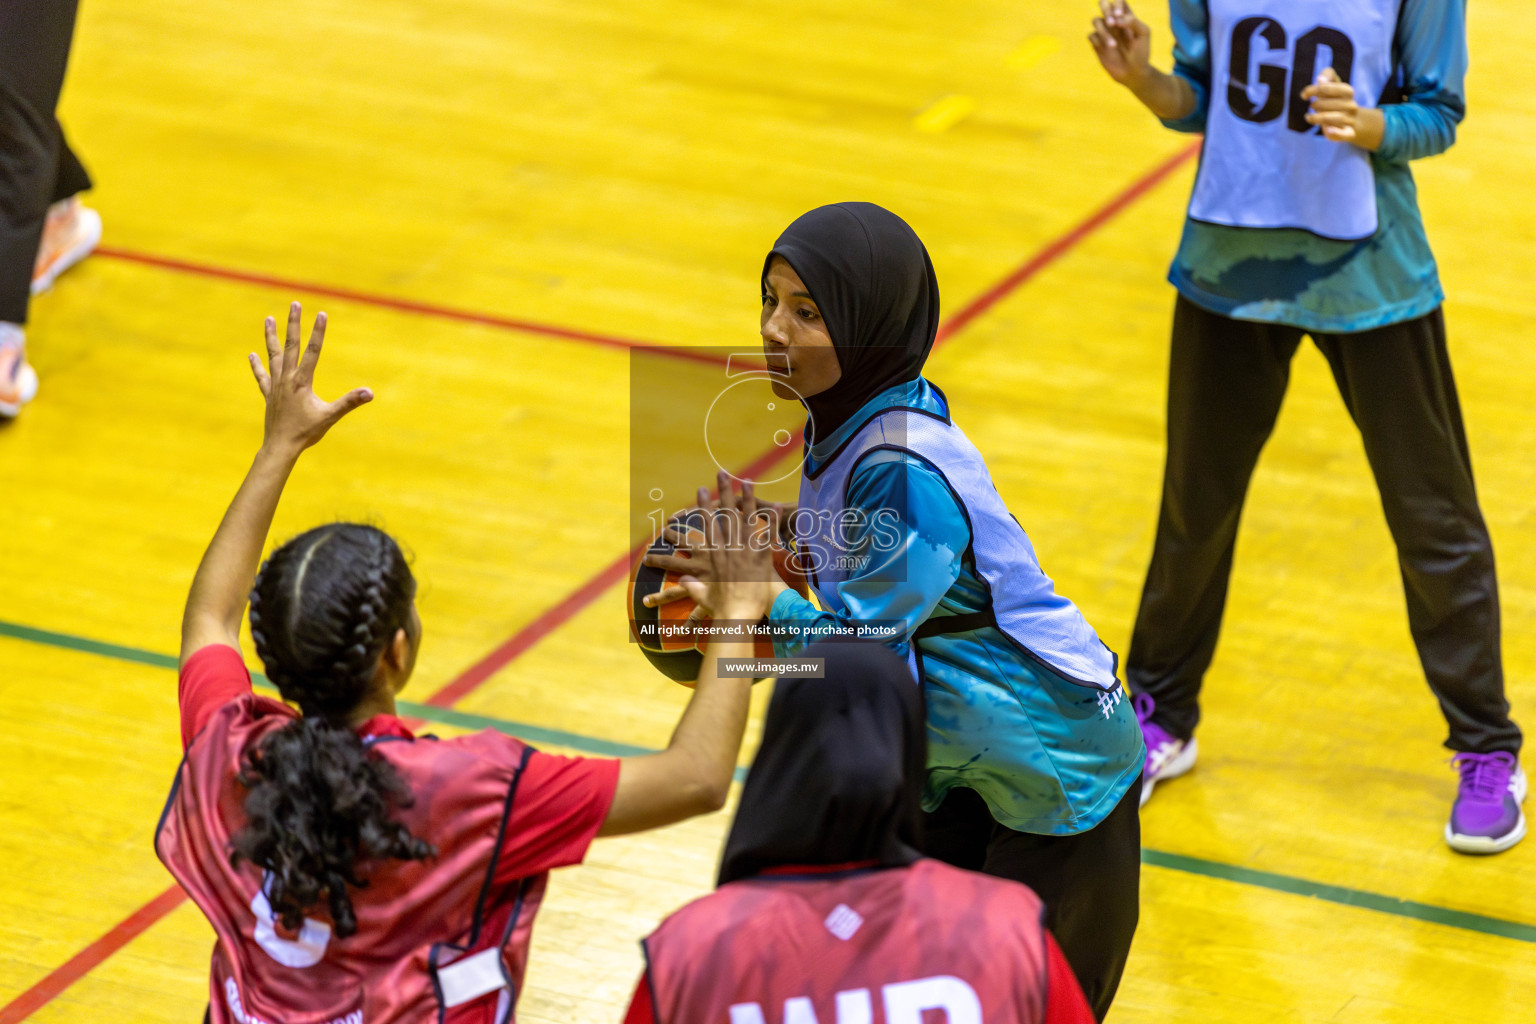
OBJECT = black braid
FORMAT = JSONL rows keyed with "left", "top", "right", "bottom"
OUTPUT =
{"left": 231, "top": 523, "right": 433, "bottom": 938}
{"left": 331, "top": 534, "right": 390, "bottom": 710}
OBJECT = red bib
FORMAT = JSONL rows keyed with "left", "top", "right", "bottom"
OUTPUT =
{"left": 156, "top": 695, "right": 539, "bottom": 1024}
{"left": 644, "top": 859, "right": 1050, "bottom": 1024}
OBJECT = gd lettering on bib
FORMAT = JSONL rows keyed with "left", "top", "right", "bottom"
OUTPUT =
{"left": 1188, "top": 0, "right": 1400, "bottom": 241}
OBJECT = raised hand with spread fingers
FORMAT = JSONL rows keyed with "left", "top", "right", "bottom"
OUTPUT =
{"left": 181, "top": 303, "right": 373, "bottom": 663}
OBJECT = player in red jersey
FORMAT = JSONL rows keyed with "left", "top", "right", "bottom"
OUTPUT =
{"left": 157, "top": 302, "right": 776, "bottom": 1024}
{"left": 624, "top": 641, "right": 1096, "bottom": 1024}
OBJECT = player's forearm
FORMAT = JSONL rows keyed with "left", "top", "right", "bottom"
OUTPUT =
{"left": 664, "top": 620, "right": 758, "bottom": 810}
{"left": 599, "top": 627, "right": 755, "bottom": 836}
{"left": 1123, "top": 66, "right": 1197, "bottom": 122}
{"left": 180, "top": 444, "right": 301, "bottom": 661}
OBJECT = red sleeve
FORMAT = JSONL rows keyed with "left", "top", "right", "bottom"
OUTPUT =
{"left": 622, "top": 973, "right": 657, "bottom": 1024}
{"left": 490, "top": 751, "right": 620, "bottom": 885}
{"left": 178, "top": 645, "right": 254, "bottom": 749}
{"left": 1043, "top": 932, "right": 1097, "bottom": 1024}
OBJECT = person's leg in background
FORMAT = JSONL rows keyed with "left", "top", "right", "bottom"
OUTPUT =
{"left": 1314, "top": 311, "right": 1525, "bottom": 853}
{"left": 33, "top": 128, "right": 98, "bottom": 296}
{"left": 1127, "top": 295, "right": 1305, "bottom": 804}
{"left": 0, "top": 0, "right": 94, "bottom": 417}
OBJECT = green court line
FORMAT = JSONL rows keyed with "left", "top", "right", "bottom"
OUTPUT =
{"left": 5, "top": 616, "right": 1534, "bottom": 944}
{"left": 1140, "top": 849, "right": 1536, "bottom": 944}
{"left": 0, "top": 619, "right": 181, "bottom": 671}
{"left": 0, "top": 618, "right": 656, "bottom": 760}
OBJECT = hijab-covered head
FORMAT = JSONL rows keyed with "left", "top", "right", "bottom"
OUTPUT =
{"left": 763, "top": 203, "right": 941, "bottom": 440}
{"left": 717, "top": 640, "right": 926, "bottom": 885}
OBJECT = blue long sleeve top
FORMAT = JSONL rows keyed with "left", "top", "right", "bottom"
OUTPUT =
{"left": 1162, "top": 0, "right": 1466, "bottom": 332}
{"left": 769, "top": 381, "right": 1144, "bottom": 835}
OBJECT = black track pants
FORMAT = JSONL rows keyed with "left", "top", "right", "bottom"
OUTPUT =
{"left": 1127, "top": 296, "right": 1519, "bottom": 755}
{"left": 1, "top": 0, "right": 90, "bottom": 324}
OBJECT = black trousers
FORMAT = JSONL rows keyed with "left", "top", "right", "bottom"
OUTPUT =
{"left": 1128, "top": 295, "right": 1520, "bottom": 754}
{"left": 923, "top": 780, "right": 1141, "bottom": 1022}
{"left": 0, "top": 0, "right": 91, "bottom": 325}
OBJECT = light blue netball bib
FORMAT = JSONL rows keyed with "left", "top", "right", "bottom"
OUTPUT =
{"left": 795, "top": 396, "right": 1119, "bottom": 691}
{"left": 1189, "top": 0, "right": 1400, "bottom": 241}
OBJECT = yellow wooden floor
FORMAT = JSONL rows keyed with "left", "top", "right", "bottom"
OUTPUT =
{"left": 3, "top": 1, "right": 1534, "bottom": 1021}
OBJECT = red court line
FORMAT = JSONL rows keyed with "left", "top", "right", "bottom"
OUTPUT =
{"left": 92, "top": 245, "right": 728, "bottom": 368}
{"left": 1, "top": 142, "right": 1195, "bottom": 1023}
{"left": 937, "top": 141, "right": 1200, "bottom": 342}
{"left": 0, "top": 884, "right": 188, "bottom": 1024}
{"left": 426, "top": 548, "right": 641, "bottom": 709}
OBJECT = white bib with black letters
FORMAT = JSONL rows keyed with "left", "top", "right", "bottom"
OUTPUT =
{"left": 1188, "top": 0, "right": 1400, "bottom": 241}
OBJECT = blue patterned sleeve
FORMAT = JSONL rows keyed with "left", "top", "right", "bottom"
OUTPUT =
{"left": 1160, "top": 0, "right": 1211, "bottom": 133}
{"left": 1376, "top": 0, "right": 1466, "bottom": 163}
{"left": 770, "top": 452, "right": 968, "bottom": 658}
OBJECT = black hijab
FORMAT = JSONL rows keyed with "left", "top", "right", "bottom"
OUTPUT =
{"left": 717, "top": 640, "right": 927, "bottom": 885}
{"left": 763, "top": 203, "right": 941, "bottom": 442}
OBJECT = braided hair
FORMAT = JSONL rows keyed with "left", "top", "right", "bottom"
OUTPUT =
{"left": 231, "top": 523, "right": 434, "bottom": 938}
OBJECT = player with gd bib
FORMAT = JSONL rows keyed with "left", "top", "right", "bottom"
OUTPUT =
{"left": 1090, "top": 0, "right": 1524, "bottom": 852}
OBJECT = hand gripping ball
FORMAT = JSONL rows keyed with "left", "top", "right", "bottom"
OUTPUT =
{"left": 628, "top": 522, "right": 811, "bottom": 685}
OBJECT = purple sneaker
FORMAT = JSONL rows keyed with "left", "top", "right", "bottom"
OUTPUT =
{"left": 1446, "top": 752, "right": 1527, "bottom": 854}
{"left": 1134, "top": 693, "right": 1197, "bottom": 808}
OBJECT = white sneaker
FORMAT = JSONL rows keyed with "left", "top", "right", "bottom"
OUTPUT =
{"left": 0, "top": 323, "right": 38, "bottom": 418}
{"left": 32, "top": 197, "right": 102, "bottom": 295}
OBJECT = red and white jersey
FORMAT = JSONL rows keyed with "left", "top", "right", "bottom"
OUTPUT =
{"left": 635, "top": 859, "right": 1092, "bottom": 1024}
{"left": 157, "top": 645, "right": 618, "bottom": 1024}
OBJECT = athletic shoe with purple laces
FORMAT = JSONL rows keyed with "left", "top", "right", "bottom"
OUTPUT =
{"left": 1134, "top": 693, "right": 1197, "bottom": 808}
{"left": 1445, "top": 751, "right": 1527, "bottom": 854}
